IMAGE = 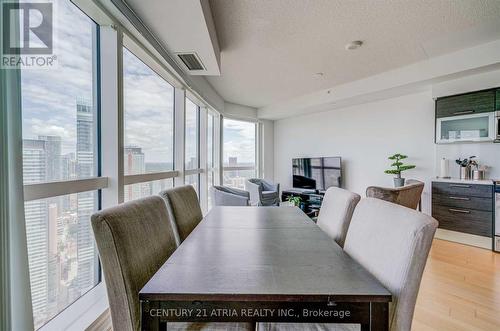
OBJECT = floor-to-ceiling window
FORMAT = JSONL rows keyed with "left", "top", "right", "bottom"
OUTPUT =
{"left": 17, "top": 1, "right": 223, "bottom": 327}
{"left": 20, "top": 1, "right": 101, "bottom": 328}
{"left": 122, "top": 47, "right": 175, "bottom": 201}
{"left": 185, "top": 98, "right": 200, "bottom": 194}
{"left": 222, "top": 118, "right": 257, "bottom": 189}
{"left": 206, "top": 111, "right": 217, "bottom": 209}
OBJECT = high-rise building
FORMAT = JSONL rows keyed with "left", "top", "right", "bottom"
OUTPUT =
{"left": 124, "top": 146, "right": 145, "bottom": 201}
{"left": 39, "top": 135, "right": 62, "bottom": 181}
{"left": 22, "top": 139, "right": 49, "bottom": 322}
{"left": 76, "top": 99, "right": 97, "bottom": 293}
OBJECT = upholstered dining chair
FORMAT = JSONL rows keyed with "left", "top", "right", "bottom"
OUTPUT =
{"left": 159, "top": 185, "right": 203, "bottom": 246}
{"left": 366, "top": 179, "right": 424, "bottom": 211}
{"left": 92, "top": 196, "right": 254, "bottom": 331}
{"left": 258, "top": 197, "right": 438, "bottom": 331}
{"left": 210, "top": 185, "right": 250, "bottom": 206}
{"left": 245, "top": 178, "right": 280, "bottom": 206}
{"left": 316, "top": 187, "right": 361, "bottom": 248}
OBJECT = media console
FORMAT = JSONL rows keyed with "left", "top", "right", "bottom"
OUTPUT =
{"left": 281, "top": 189, "right": 325, "bottom": 221}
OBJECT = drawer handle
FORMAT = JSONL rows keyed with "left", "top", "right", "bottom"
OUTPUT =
{"left": 448, "top": 196, "right": 470, "bottom": 201}
{"left": 448, "top": 208, "right": 471, "bottom": 214}
{"left": 449, "top": 184, "right": 471, "bottom": 188}
{"left": 453, "top": 110, "right": 475, "bottom": 115}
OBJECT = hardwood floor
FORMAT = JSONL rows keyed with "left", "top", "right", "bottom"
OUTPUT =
{"left": 412, "top": 239, "right": 500, "bottom": 331}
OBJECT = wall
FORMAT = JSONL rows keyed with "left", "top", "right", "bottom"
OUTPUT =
{"left": 273, "top": 69, "right": 500, "bottom": 215}
{"left": 261, "top": 119, "right": 274, "bottom": 181}
{"left": 274, "top": 91, "right": 436, "bottom": 214}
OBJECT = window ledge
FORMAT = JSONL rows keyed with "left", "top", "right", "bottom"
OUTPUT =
{"left": 39, "top": 283, "right": 108, "bottom": 331}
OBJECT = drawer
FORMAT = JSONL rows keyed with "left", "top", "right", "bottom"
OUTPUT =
{"left": 432, "top": 182, "right": 493, "bottom": 198}
{"left": 432, "top": 204, "right": 492, "bottom": 237}
{"left": 432, "top": 194, "right": 493, "bottom": 211}
{"left": 435, "top": 90, "right": 495, "bottom": 118}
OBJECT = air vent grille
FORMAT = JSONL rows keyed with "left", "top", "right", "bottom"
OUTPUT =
{"left": 177, "top": 53, "right": 204, "bottom": 71}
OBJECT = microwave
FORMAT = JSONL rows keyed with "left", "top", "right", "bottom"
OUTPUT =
{"left": 436, "top": 112, "right": 496, "bottom": 144}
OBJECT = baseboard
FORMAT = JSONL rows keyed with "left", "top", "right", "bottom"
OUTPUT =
{"left": 85, "top": 308, "right": 112, "bottom": 331}
{"left": 435, "top": 228, "right": 492, "bottom": 250}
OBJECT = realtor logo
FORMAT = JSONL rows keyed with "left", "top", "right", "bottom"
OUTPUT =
{"left": 1, "top": 1, "right": 57, "bottom": 68}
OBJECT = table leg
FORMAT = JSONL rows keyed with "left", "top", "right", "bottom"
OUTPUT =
{"left": 366, "top": 302, "right": 389, "bottom": 331}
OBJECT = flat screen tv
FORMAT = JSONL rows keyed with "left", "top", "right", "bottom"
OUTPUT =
{"left": 292, "top": 157, "right": 342, "bottom": 191}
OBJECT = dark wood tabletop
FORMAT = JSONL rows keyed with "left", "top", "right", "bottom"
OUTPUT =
{"left": 140, "top": 206, "right": 391, "bottom": 330}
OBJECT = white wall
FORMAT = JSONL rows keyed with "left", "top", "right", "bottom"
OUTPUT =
{"left": 274, "top": 91, "right": 436, "bottom": 214}
{"left": 261, "top": 119, "right": 274, "bottom": 181}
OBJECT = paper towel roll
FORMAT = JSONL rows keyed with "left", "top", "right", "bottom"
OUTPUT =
{"left": 440, "top": 158, "right": 450, "bottom": 178}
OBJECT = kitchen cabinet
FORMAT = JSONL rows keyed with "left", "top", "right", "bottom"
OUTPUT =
{"left": 432, "top": 181, "right": 494, "bottom": 237}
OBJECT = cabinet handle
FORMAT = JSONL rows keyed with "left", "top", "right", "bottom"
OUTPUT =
{"left": 453, "top": 110, "right": 475, "bottom": 115}
{"left": 449, "top": 184, "right": 471, "bottom": 188}
{"left": 448, "top": 208, "right": 471, "bottom": 214}
{"left": 448, "top": 196, "right": 470, "bottom": 201}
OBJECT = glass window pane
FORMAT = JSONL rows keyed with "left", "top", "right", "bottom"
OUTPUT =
{"left": 24, "top": 191, "right": 98, "bottom": 329}
{"left": 185, "top": 174, "right": 200, "bottom": 196}
{"left": 123, "top": 48, "right": 174, "bottom": 175}
{"left": 124, "top": 179, "right": 174, "bottom": 202}
{"left": 207, "top": 171, "right": 214, "bottom": 209}
{"left": 21, "top": 1, "right": 96, "bottom": 184}
{"left": 207, "top": 113, "right": 214, "bottom": 169}
{"left": 185, "top": 98, "right": 199, "bottom": 170}
{"left": 223, "top": 119, "right": 256, "bottom": 168}
{"left": 20, "top": 1, "right": 99, "bottom": 328}
{"left": 223, "top": 169, "right": 256, "bottom": 189}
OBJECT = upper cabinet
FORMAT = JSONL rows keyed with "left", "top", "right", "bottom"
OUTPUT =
{"left": 436, "top": 90, "right": 495, "bottom": 118}
{"left": 435, "top": 88, "right": 498, "bottom": 144}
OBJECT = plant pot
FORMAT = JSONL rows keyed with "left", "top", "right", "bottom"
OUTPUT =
{"left": 394, "top": 177, "right": 405, "bottom": 187}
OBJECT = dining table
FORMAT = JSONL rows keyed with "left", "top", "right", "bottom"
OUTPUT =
{"left": 140, "top": 206, "right": 392, "bottom": 330}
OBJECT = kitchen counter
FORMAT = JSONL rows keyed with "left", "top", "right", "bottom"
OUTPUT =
{"left": 433, "top": 177, "right": 494, "bottom": 186}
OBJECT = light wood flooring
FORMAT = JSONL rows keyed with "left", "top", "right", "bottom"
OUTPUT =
{"left": 412, "top": 239, "right": 500, "bottom": 331}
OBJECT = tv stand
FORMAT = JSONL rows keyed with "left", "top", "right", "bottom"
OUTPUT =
{"left": 281, "top": 189, "right": 325, "bottom": 221}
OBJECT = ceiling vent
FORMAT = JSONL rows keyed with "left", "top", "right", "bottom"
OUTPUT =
{"left": 176, "top": 52, "right": 205, "bottom": 71}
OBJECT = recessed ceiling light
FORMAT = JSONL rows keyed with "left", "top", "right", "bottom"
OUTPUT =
{"left": 345, "top": 40, "right": 363, "bottom": 50}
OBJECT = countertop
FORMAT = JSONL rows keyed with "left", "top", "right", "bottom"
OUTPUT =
{"left": 432, "top": 177, "right": 494, "bottom": 186}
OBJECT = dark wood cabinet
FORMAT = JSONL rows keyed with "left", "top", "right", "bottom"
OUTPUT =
{"left": 496, "top": 88, "right": 500, "bottom": 111}
{"left": 435, "top": 89, "right": 495, "bottom": 118}
{"left": 432, "top": 181, "right": 494, "bottom": 237}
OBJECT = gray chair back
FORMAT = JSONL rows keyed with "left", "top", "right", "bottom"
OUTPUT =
{"left": 245, "top": 178, "right": 280, "bottom": 206}
{"left": 91, "top": 196, "right": 177, "bottom": 331}
{"left": 366, "top": 179, "right": 424, "bottom": 210}
{"left": 344, "top": 198, "right": 438, "bottom": 331}
{"left": 210, "top": 186, "right": 250, "bottom": 206}
{"left": 317, "top": 187, "right": 361, "bottom": 247}
{"left": 159, "top": 185, "right": 203, "bottom": 246}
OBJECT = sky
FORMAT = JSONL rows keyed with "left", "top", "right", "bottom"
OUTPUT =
{"left": 21, "top": 0, "right": 256, "bottom": 167}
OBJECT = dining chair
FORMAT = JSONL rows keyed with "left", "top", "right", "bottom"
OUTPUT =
{"left": 245, "top": 178, "right": 280, "bottom": 206}
{"left": 316, "top": 187, "right": 361, "bottom": 247}
{"left": 210, "top": 185, "right": 250, "bottom": 206}
{"left": 92, "top": 196, "right": 254, "bottom": 331}
{"left": 258, "top": 197, "right": 437, "bottom": 331}
{"left": 366, "top": 179, "right": 424, "bottom": 211}
{"left": 159, "top": 185, "right": 203, "bottom": 246}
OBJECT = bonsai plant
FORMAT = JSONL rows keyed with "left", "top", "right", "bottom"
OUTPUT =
{"left": 287, "top": 195, "right": 302, "bottom": 207}
{"left": 384, "top": 153, "right": 416, "bottom": 187}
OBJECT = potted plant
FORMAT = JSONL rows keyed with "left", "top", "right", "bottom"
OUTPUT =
{"left": 287, "top": 195, "right": 302, "bottom": 208}
{"left": 384, "top": 153, "right": 416, "bottom": 187}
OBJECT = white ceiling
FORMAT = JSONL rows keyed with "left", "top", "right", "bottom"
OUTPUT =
{"left": 207, "top": 0, "right": 500, "bottom": 109}
{"left": 124, "top": 0, "right": 221, "bottom": 75}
